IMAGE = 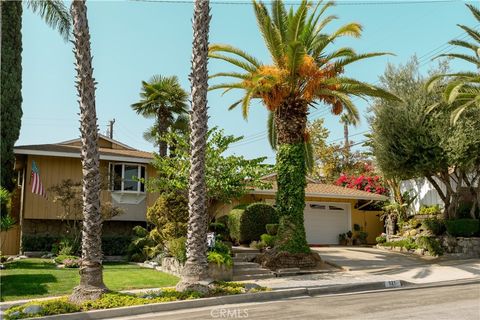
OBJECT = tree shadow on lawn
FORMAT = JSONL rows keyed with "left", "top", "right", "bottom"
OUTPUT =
{"left": 0, "top": 274, "right": 57, "bottom": 301}
{"left": 4, "top": 259, "right": 57, "bottom": 270}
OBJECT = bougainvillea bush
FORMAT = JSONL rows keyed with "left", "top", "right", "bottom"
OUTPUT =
{"left": 335, "top": 174, "right": 389, "bottom": 196}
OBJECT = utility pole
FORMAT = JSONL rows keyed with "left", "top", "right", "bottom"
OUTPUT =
{"left": 108, "top": 119, "right": 115, "bottom": 139}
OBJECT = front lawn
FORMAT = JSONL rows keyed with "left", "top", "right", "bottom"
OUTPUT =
{"left": 0, "top": 259, "right": 179, "bottom": 301}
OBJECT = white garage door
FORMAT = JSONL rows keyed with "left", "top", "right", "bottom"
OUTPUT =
{"left": 304, "top": 202, "right": 350, "bottom": 244}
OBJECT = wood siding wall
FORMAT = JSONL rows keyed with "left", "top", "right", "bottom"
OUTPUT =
{"left": 22, "top": 155, "right": 157, "bottom": 221}
{"left": 1, "top": 226, "right": 21, "bottom": 255}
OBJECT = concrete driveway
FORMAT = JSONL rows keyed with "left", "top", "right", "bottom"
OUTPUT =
{"left": 313, "top": 246, "right": 480, "bottom": 284}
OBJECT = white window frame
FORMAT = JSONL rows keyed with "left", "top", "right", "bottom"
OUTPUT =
{"left": 109, "top": 162, "right": 146, "bottom": 193}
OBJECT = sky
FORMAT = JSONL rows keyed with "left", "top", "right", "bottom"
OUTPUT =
{"left": 18, "top": 0, "right": 476, "bottom": 164}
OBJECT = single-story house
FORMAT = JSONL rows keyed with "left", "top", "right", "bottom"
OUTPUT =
{"left": 3, "top": 135, "right": 157, "bottom": 255}
{"left": 217, "top": 173, "right": 387, "bottom": 245}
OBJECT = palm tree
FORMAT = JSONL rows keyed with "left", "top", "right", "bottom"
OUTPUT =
{"left": 209, "top": 0, "right": 398, "bottom": 254}
{"left": 427, "top": 4, "right": 480, "bottom": 123}
{"left": 339, "top": 112, "right": 359, "bottom": 166}
{"left": 143, "top": 113, "right": 190, "bottom": 157}
{"left": 69, "top": 0, "right": 106, "bottom": 303}
{"left": 131, "top": 75, "right": 189, "bottom": 156}
{"left": 176, "top": 0, "right": 211, "bottom": 293}
{"left": 1, "top": 0, "right": 70, "bottom": 191}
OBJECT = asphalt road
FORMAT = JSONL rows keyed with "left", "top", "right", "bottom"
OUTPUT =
{"left": 113, "top": 281, "right": 480, "bottom": 320}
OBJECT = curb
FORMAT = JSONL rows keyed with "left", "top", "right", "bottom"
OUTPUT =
{"left": 3, "top": 288, "right": 308, "bottom": 320}
{"left": 323, "top": 260, "right": 350, "bottom": 271}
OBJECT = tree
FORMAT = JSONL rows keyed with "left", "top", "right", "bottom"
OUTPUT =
{"left": 176, "top": 0, "right": 211, "bottom": 293}
{"left": 1, "top": 0, "right": 70, "bottom": 191}
{"left": 427, "top": 4, "right": 480, "bottom": 123}
{"left": 147, "top": 128, "right": 272, "bottom": 214}
{"left": 209, "top": 0, "right": 397, "bottom": 254}
{"left": 339, "top": 112, "right": 359, "bottom": 165}
{"left": 69, "top": 0, "right": 106, "bottom": 303}
{"left": 131, "top": 75, "right": 189, "bottom": 156}
{"left": 371, "top": 57, "right": 480, "bottom": 219}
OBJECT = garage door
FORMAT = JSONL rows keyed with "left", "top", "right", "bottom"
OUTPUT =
{"left": 304, "top": 203, "right": 350, "bottom": 244}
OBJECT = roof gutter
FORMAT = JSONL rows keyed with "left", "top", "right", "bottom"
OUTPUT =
{"left": 14, "top": 149, "right": 152, "bottom": 164}
{"left": 249, "top": 189, "right": 387, "bottom": 201}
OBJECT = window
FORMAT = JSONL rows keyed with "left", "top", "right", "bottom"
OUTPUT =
{"left": 328, "top": 205, "right": 345, "bottom": 211}
{"left": 109, "top": 163, "right": 146, "bottom": 192}
{"left": 310, "top": 204, "right": 326, "bottom": 210}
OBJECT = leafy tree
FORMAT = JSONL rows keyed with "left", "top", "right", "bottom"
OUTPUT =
{"left": 371, "top": 57, "right": 480, "bottom": 219}
{"left": 69, "top": 0, "right": 105, "bottom": 303}
{"left": 427, "top": 4, "right": 480, "bottom": 123}
{"left": 176, "top": 0, "right": 211, "bottom": 293}
{"left": 147, "top": 128, "right": 272, "bottom": 215}
{"left": 131, "top": 75, "right": 189, "bottom": 156}
{"left": 209, "top": 0, "right": 397, "bottom": 254}
{"left": 1, "top": 0, "right": 70, "bottom": 191}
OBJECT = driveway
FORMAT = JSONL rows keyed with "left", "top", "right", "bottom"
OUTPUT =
{"left": 313, "top": 246, "right": 480, "bottom": 284}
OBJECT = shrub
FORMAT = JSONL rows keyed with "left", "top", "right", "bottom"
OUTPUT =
{"left": 53, "top": 255, "right": 81, "bottom": 267}
{"left": 211, "top": 241, "right": 231, "bottom": 255}
{"left": 227, "top": 203, "right": 277, "bottom": 244}
{"left": 418, "top": 205, "right": 441, "bottom": 215}
{"left": 22, "top": 235, "right": 61, "bottom": 252}
{"left": 146, "top": 192, "right": 188, "bottom": 243}
{"left": 422, "top": 218, "right": 445, "bottom": 235}
{"left": 126, "top": 226, "right": 154, "bottom": 262}
{"left": 265, "top": 223, "right": 279, "bottom": 236}
{"left": 166, "top": 237, "right": 187, "bottom": 263}
{"left": 456, "top": 202, "right": 479, "bottom": 219}
{"left": 102, "top": 236, "right": 132, "bottom": 256}
{"left": 376, "top": 235, "right": 387, "bottom": 244}
{"left": 5, "top": 298, "right": 81, "bottom": 320}
{"left": 207, "top": 251, "right": 233, "bottom": 267}
{"left": 416, "top": 236, "right": 443, "bottom": 256}
{"left": 383, "top": 238, "right": 418, "bottom": 250}
{"left": 249, "top": 240, "right": 266, "bottom": 250}
{"left": 444, "top": 219, "right": 480, "bottom": 237}
{"left": 260, "top": 234, "right": 276, "bottom": 248}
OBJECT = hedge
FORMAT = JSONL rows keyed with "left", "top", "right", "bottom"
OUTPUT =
{"left": 22, "top": 235, "right": 132, "bottom": 256}
{"left": 227, "top": 203, "right": 278, "bottom": 244}
{"left": 444, "top": 219, "right": 480, "bottom": 237}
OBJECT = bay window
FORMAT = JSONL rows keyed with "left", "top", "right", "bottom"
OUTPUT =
{"left": 109, "top": 163, "right": 146, "bottom": 192}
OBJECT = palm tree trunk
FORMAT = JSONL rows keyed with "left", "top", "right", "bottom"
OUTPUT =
{"left": 157, "top": 109, "right": 169, "bottom": 157}
{"left": 0, "top": 0, "right": 23, "bottom": 192}
{"left": 69, "top": 0, "right": 107, "bottom": 303}
{"left": 274, "top": 98, "right": 310, "bottom": 253}
{"left": 343, "top": 123, "right": 349, "bottom": 166}
{"left": 176, "top": 0, "right": 211, "bottom": 293}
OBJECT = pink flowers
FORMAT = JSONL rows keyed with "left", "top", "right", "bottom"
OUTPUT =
{"left": 335, "top": 174, "right": 389, "bottom": 196}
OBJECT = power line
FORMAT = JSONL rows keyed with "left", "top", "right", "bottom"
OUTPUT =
{"left": 131, "top": 0, "right": 459, "bottom": 6}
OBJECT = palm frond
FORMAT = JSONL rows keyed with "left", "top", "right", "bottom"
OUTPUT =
{"left": 253, "top": 1, "right": 285, "bottom": 66}
{"left": 209, "top": 72, "right": 250, "bottom": 80}
{"left": 286, "top": 0, "right": 308, "bottom": 43}
{"left": 209, "top": 44, "right": 262, "bottom": 68}
{"left": 26, "top": 0, "right": 71, "bottom": 41}
{"left": 333, "top": 52, "right": 392, "bottom": 69}
{"left": 287, "top": 41, "right": 305, "bottom": 85}
{"left": 228, "top": 99, "right": 243, "bottom": 111}
{"left": 448, "top": 39, "right": 479, "bottom": 53}
{"left": 271, "top": 0, "right": 288, "bottom": 42}
{"left": 466, "top": 3, "right": 480, "bottom": 22}
{"left": 209, "top": 53, "right": 258, "bottom": 73}
{"left": 267, "top": 111, "right": 277, "bottom": 150}
{"left": 457, "top": 24, "right": 480, "bottom": 43}
{"left": 208, "top": 82, "right": 246, "bottom": 92}
{"left": 436, "top": 53, "right": 480, "bottom": 68}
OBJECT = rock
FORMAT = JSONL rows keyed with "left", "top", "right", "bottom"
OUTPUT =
{"left": 244, "top": 283, "right": 262, "bottom": 291}
{"left": 150, "top": 262, "right": 159, "bottom": 267}
{"left": 7, "top": 256, "right": 15, "bottom": 262}
{"left": 23, "top": 305, "right": 43, "bottom": 315}
{"left": 9, "top": 311, "right": 21, "bottom": 318}
{"left": 409, "top": 229, "right": 418, "bottom": 237}
{"left": 176, "top": 281, "right": 211, "bottom": 294}
{"left": 17, "top": 255, "right": 28, "bottom": 259}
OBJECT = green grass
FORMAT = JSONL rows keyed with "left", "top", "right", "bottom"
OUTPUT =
{"left": 0, "top": 259, "right": 179, "bottom": 302}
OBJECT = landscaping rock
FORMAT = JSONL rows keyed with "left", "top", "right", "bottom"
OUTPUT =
{"left": 9, "top": 311, "right": 21, "bottom": 318}
{"left": 244, "top": 283, "right": 262, "bottom": 291}
{"left": 23, "top": 304, "right": 43, "bottom": 315}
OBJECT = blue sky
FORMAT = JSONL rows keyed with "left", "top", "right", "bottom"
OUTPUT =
{"left": 18, "top": 0, "right": 475, "bottom": 164}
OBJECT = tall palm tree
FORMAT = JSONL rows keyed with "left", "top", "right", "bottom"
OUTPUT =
{"left": 69, "top": 0, "right": 106, "bottom": 303}
{"left": 339, "top": 112, "right": 359, "bottom": 165}
{"left": 176, "top": 0, "right": 211, "bottom": 293}
{"left": 143, "top": 113, "right": 190, "bottom": 157}
{"left": 1, "top": 0, "right": 70, "bottom": 191}
{"left": 210, "top": 0, "right": 398, "bottom": 254}
{"left": 427, "top": 4, "right": 480, "bottom": 123}
{"left": 131, "top": 75, "right": 189, "bottom": 156}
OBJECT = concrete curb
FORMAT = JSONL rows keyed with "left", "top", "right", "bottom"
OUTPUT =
{"left": 3, "top": 288, "right": 308, "bottom": 320}
{"left": 6, "top": 278, "right": 478, "bottom": 320}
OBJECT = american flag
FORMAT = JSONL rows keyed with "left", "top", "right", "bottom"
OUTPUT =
{"left": 31, "top": 161, "right": 47, "bottom": 198}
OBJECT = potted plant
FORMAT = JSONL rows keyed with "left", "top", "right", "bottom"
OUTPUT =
{"left": 338, "top": 233, "right": 347, "bottom": 245}
{"left": 346, "top": 231, "right": 353, "bottom": 246}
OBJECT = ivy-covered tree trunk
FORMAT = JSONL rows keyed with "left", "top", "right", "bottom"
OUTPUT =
{"left": 274, "top": 98, "right": 310, "bottom": 254}
{"left": 1, "top": 1, "right": 23, "bottom": 191}
{"left": 69, "top": 0, "right": 107, "bottom": 304}
{"left": 176, "top": 0, "right": 211, "bottom": 293}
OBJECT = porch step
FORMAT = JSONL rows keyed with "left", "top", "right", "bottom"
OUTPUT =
{"left": 231, "top": 247, "right": 260, "bottom": 254}
{"left": 232, "top": 273, "right": 275, "bottom": 281}
{"left": 233, "top": 262, "right": 261, "bottom": 270}
{"left": 232, "top": 253, "right": 259, "bottom": 262}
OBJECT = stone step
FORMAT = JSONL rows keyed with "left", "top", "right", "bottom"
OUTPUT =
{"left": 233, "top": 255, "right": 258, "bottom": 262}
{"left": 232, "top": 273, "right": 275, "bottom": 281}
{"left": 233, "top": 268, "right": 272, "bottom": 276}
{"left": 231, "top": 247, "right": 260, "bottom": 254}
{"left": 233, "top": 262, "right": 261, "bottom": 270}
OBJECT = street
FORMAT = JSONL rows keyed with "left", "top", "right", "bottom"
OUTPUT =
{"left": 114, "top": 281, "right": 480, "bottom": 320}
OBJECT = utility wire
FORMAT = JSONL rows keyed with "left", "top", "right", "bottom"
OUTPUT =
{"left": 131, "top": 0, "right": 460, "bottom": 6}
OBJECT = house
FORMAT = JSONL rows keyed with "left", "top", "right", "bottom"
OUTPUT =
{"left": 4, "top": 135, "right": 157, "bottom": 255}
{"left": 217, "top": 173, "right": 387, "bottom": 245}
